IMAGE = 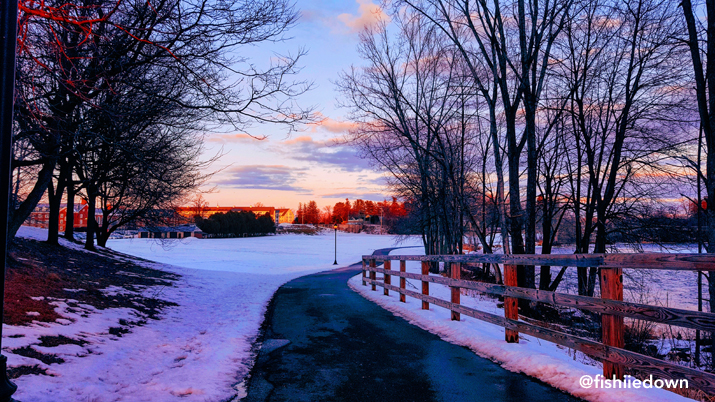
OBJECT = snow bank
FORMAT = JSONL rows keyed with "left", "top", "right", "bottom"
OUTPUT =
{"left": 348, "top": 257, "right": 691, "bottom": 402}
{"left": 10, "top": 228, "right": 422, "bottom": 402}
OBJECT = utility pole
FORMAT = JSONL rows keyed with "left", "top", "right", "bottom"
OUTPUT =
{"left": 0, "top": 0, "right": 20, "bottom": 399}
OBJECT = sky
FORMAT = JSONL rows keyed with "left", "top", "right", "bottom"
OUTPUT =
{"left": 200, "top": 0, "right": 391, "bottom": 210}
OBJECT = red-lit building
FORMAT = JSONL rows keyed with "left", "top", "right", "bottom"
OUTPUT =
{"left": 25, "top": 202, "right": 103, "bottom": 231}
{"left": 58, "top": 204, "right": 102, "bottom": 231}
{"left": 174, "top": 206, "right": 294, "bottom": 225}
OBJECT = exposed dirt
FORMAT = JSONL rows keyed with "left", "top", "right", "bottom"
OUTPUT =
{"left": 37, "top": 335, "right": 88, "bottom": 348}
{"left": 7, "top": 365, "right": 51, "bottom": 380}
{"left": 10, "top": 346, "right": 64, "bottom": 365}
{"left": 4, "top": 236, "right": 180, "bottom": 378}
{"left": 5, "top": 237, "right": 179, "bottom": 326}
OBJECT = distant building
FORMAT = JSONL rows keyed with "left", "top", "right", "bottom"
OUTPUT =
{"left": 26, "top": 203, "right": 292, "bottom": 234}
{"left": 59, "top": 204, "right": 101, "bottom": 231}
{"left": 26, "top": 202, "right": 103, "bottom": 231}
{"left": 175, "top": 206, "right": 294, "bottom": 225}
{"left": 277, "top": 208, "right": 295, "bottom": 224}
{"left": 137, "top": 224, "right": 203, "bottom": 239}
{"left": 24, "top": 204, "right": 50, "bottom": 228}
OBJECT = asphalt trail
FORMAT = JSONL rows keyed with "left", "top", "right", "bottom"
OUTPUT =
{"left": 243, "top": 247, "right": 578, "bottom": 402}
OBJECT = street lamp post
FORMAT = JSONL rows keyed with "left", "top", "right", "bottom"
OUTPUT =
{"left": 0, "top": 0, "right": 19, "bottom": 400}
{"left": 333, "top": 224, "right": 338, "bottom": 265}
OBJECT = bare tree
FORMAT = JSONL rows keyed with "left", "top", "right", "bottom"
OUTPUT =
{"left": 338, "top": 14, "right": 481, "bottom": 260}
{"left": 681, "top": 0, "right": 715, "bottom": 313}
{"left": 558, "top": 0, "right": 690, "bottom": 295}
{"left": 396, "top": 0, "right": 572, "bottom": 290}
{"left": 11, "top": 0, "right": 314, "bottom": 243}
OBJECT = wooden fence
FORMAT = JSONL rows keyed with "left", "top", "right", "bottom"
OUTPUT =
{"left": 361, "top": 253, "right": 715, "bottom": 395}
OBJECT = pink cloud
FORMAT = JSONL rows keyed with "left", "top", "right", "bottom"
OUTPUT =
{"left": 320, "top": 118, "right": 358, "bottom": 133}
{"left": 281, "top": 136, "right": 316, "bottom": 145}
{"left": 338, "top": 0, "right": 390, "bottom": 32}
{"left": 207, "top": 133, "right": 266, "bottom": 143}
{"left": 308, "top": 112, "right": 358, "bottom": 134}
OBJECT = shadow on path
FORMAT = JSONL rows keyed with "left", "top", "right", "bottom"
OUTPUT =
{"left": 243, "top": 247, "right": 578, "bottom": 402}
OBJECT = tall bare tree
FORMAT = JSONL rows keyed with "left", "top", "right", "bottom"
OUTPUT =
{"left": 338, "top": 14, "right": 484, "bottom": 259}
{"left": 682, "top": 0, "right": 715, "bottom": 312}
{"left": 559, "top": 0, "right": 689, "bottom": 295}
{"left": 396, "top": 0, "right": 572, "bottom": 289}
{"left": 11, "top": 0, "right": 314, "bottom": 244}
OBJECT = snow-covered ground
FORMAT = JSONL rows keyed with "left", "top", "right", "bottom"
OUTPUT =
{"left": 9, "top": 227, "right": 421, "bottom": 402}
{"left": 7, "top": 227, "right": 704, "bottom": 401}
{"left": 349, "top": 248, "right": 693, "bottom": 402}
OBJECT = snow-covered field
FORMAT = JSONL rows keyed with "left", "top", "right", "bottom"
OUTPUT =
{"left": 349, "top": 248, "right": 693, "bottom": 402}
{"left": 7, "top": 227, "right": 705, "bottom": 402}
{"left": 9, "top": 228, "right": 421, "bottom": 402}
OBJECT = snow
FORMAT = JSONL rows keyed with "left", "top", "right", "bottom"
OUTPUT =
{"left": 348, "top": 249, "right": 693, "bottom": 402}
{"left": 9, "top": 227, "right": 421, "bottom": 402}
{"left": 17, "top": 226, "right": 86, "bottom": 252}
{"left": 10, "top": 225, "right": 701, "bottom": 401}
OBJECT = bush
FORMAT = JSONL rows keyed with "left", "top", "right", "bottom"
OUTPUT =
{"left": 195, "top": 211, "right": 275, "bottom": 237}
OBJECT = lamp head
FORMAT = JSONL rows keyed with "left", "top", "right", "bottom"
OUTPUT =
{"left": 334, "top": 224, "right": 337, "bottom": 229}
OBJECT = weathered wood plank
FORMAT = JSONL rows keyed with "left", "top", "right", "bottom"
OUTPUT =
{"left": 503, "top": 264, "right": 518, "bottom": 343}
{"left": 601, "top": 267, "right": 625, "bottom": 380}
{"left": 399, "top": 260, "right": 406, "bottom": 303}
{"left": 364, "top": 279, "right": 715, "bottom": 396}
{"left": 384, "top": 260, "right": 391, "bottom": 296}
{"left": 370, "top": 259, "right": 376, "bottom": 291}
{"left": 362, "top": 259, "right": 367, "bottom": 286}
{"left": 451, "top": 262, "right": 460, "bottom": 321}
{"left": 362, "top": 253, "right": 715, "bottom": 271}
{"left": 365, "top": 266, "right": 715, "bottom": 333}
{"left": 421, "top": 261, "right": 430, "bottom": 310}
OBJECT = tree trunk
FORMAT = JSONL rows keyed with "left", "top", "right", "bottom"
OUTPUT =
{"left": 682, "top": 0, "right": 715, "bottom": 314}
{"left": 97, "top": 222, "right": 110, "bottom": 247}
{"left": 85, "top": 185, "right": 97, "bottom": 250}
{"left": 540, "top": 215, "right": 553, "bottom": 290}
{"left": 47, "top": 167, "right": 67, "bottom": 245}
{"left": 64, "top": 168, "right": 75, "bottom": 241}
{"left": 707, "top": 142, "right": 715, "bottom": 313}
{"left": 8, "top": 159, "right": 55, "bottom": 239}
{"left": 524, "top": 89, "right": 538, "bottom": 290}
{"left": 589, "top": 209, "right": 609, "bottom": 297}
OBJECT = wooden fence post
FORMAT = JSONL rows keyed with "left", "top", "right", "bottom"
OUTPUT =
{"left": 503, "top": 264, "right": 519, "bottom": 343}
{"left": 451, "top": 262, "right": 461, "bottom": 321}
{"left": 601, "top": 267, "right": 625, "bottom": 380}
{"left": 370, "top": 259, "right": 376, "bottom": 291}
{"left": 384, "top": 260, "right": 391, "bottom": 296}
{"left": 362, "top": 259, "right": 367, "bottom": 286}
{"left": 400, "top": 260, "right": 406, "bottom": 303}
{"left": 421, "top": 261, "right": 430, "bottom": 310}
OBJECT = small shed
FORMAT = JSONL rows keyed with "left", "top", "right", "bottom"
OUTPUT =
{"left": 137, "top": 224, "right": 203, "bottom": 239}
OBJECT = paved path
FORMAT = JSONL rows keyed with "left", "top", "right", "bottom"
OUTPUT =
{"left": 243, "top": 248, "right": 578, "bottom": 402}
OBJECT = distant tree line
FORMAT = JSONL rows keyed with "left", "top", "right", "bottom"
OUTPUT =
{"left": 195, "top": 212, "right": 275, "bottom": 238}
{"left": 293, "top": 198, "right": 409, "bottom": 232}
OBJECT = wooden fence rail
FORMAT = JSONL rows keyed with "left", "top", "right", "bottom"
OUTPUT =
{"left": 361, "top": 253, "right": 715, "bottom": 396}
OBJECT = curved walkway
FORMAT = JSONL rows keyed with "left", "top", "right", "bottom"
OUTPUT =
{"left": 243, "top": 248, "right": 578, "bottom": 402}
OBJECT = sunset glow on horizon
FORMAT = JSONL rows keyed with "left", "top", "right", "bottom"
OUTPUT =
{"left": 199, "top": 0, "right": 390, "bottom": 210}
